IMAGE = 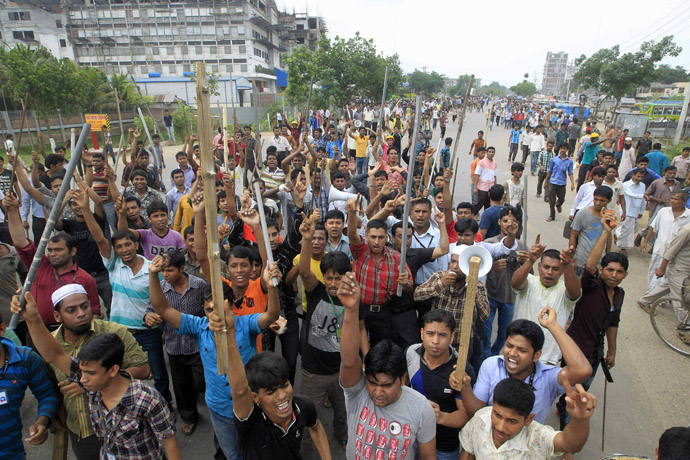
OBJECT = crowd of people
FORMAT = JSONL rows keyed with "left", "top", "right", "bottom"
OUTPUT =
{"left": 1, "top": 95, "right": 689, "bottom": 460}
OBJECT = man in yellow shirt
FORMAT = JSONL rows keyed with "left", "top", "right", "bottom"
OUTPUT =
{"left": 348, "top": 124, "right": 370, "bottom": 175}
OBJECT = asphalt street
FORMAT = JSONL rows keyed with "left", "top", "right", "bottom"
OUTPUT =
{"left": 18, "top": 109, "right": 689, "bottom": 459}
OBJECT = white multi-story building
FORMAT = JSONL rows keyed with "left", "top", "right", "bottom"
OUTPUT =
{"left": 0, "top": 2, "right": 74, "bottom": 60}
{"left": 0, "top": 0, "right": 325, "bottom": 98}
{"left": 542, "top": 51, "right": 568, "bottom": 97}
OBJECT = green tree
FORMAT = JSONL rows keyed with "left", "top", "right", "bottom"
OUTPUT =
{"left": 408, "top": 69, "right": 445, "bottom": 95}
{"left": 285, "top": 45, "right": 318, "bottom": 107}
{"left": 652, "top": 64, "right": 688, "bottom": 84}
{"left": 510, "top": 81, "right": 537, "bottom": 97}
{"left": 451, "top": 74, "right": 473, "bottom": 96}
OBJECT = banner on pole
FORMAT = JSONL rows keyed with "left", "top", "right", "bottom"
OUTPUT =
{"left": 85, "top": 114, "right": 110, "bottom": 131}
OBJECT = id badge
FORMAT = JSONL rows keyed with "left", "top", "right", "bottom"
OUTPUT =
{"left": 0, "top": 391, "right": 7, "bottom": 405}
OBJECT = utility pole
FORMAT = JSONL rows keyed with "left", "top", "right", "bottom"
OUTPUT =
{"left": 673, "top": 76, "right": 690, "bottom": 145}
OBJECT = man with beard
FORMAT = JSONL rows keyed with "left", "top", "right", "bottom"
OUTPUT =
{"left": 3, "top": 194, "right": 101, "bottom": 328}
{"left": 40, "top": 284, "right": 149, "bottom": 459}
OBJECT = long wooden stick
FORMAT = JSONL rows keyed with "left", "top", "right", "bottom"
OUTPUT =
{"left": 9, "top": 124, "right": 89, "bottom": 329}
{"left": 8, "top": 94, "right": 30, "bottom": 189}
{"left": 196, "top": 62, "right": 229, "bottom": 375}
{"left": 253, "top": 181, "right": 278, "bottom": 287}
{"left": 454, "top": 256, "right": 481, "bottom": 379}
{"left": 396, "top": 95, "right": 423, "bottom": 296}
{"left": 377, "top": 67, "right": 389, "bottom": 145}
{"left": 601, "top": 378, "right": 607, "bottom": 451}
{"left": 450, "top": 76, "right": 474, "bottom": 200}
{"left": 113, "top": 88, "right": 125, "bottom": 144}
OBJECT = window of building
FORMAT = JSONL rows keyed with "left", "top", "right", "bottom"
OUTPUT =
{"left": 60, "top": 39, "right": 67, "bottom": 47}
{"left": 308, "top": 18, "right": 317, "bottom": 29}
{"left": 184, "top": 64, "right": 192, "bottom": 72}
{"left": 209, "top": 46, "right": 217, "bottom": 54}
{"left": 56, "top": 19, "right": 63, "bottom": 28}
{"left": 196, "top": 45, "right": 203, "bottom": 54}
{"left": 225, "top": 46, "right": 232, "bottom": 54}
{"left": 167, "top": 47, "right": 174, "bottom": 55}
{"left": 239, "top": 45, "right": 246, "bottom": 54}
{"left": 226, "top": 64, "right": 233, "bottom": 72}
{"left": 140, "top": 66, "right": 147, "bottom": 73}
{"left": 169, "top": 65, "right": 177, "bottom": 74}
{"left": 240, "top": 64, "right": 247, "bottom": 72}
{"left": 296, "top": 37, "right": 304, "bottom": 44}
{"left": 12, "top": 30, "right": 34, "bottom": 40}
{"left": 9, "top": 11, "right": 31, "bottom": 20}
{"left": 152, "top": 48, "right": 160, "bottom": 55}
{"left": 181, "top": 45, "right": 188, "bottom": 54}
{"left": 296, "top": 24, "right": 304, "bottom": 30}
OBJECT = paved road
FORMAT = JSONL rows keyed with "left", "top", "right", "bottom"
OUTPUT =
{"left": 19, "top": 110, "right": 689, "bottom": 459}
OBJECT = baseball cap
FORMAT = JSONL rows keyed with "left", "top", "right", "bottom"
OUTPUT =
{"left": 590, "top": 132, "right": 600, "bottom": 138}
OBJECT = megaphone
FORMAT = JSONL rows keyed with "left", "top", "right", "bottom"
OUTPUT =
{"left": 328, "top": 188, "right": 359, "bottom": 204}
{"left": 354, "top": 119, "right": 363, "bottom": 128}
{"left": 454, "top": 244, "right": 492, "bottom": 278}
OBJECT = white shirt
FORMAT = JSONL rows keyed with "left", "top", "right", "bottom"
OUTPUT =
{"left": 529, "top": 133, "right": 546, "bottom": 152}
{"left": 514, "top": 274, "right": 580, "bottom": 364}
{"left": 460, "top": 406, "right": 561, "bottom": 460}
{"left": 570, "top": 182, "right": 597, "bottom": 217}
{"left": 267, "top": 135, "right": 292, "bottom": 152}
{"left": 410, "top": 224, "right": 448, "bottom": 284}
{"left": 650, "top": 207, "right": 690, "bottom": 256}
{"left": 622, "top": 180, "right": 646, "bottom": 217}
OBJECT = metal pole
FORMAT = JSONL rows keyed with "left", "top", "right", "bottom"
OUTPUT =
{"left": 252, "top": 83, "right": 261, "bottom": 177}
{"left": 253, "top": 181, "right": 279, "bottom": 287}
{"left": 396, "top": 95, "right": 423, "bottom": 296}
{"left": 427, "top": 136, "right": 443, "bottom": 190}
{"left": 113, "top": 88, "right": 125, "bottom": 143}
{"left": 9, "top": 124, "right": 90, "bottom": 329}
{"left": 673, "top": 76, "right": 690, "bottom": 145}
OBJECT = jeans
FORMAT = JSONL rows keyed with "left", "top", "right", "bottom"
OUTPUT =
{"left": 530, "top": 151, "right": 539, "bottom": 174}
{"left": 208, "top": 409, "right": 242, "bottom": 460}
{"left": 103, "top": 200, "right": 117, "bottom": 234}
{"left": 133, "top": 328, "right": 172, "bottom": 403}
{"left": 509, "top": 143, "right": 519, "bottom": 162}
{"left": 482, "top": 299, "right": 515, "bottom": 359}
{"left": 557, "top": 354, "right": 600, "bottom": 429}
{"left": 356, "top": 156, "right": 367, "bottom": 175}
{"left": 168, "top": 352, "right": 205, "bottom": 424}
{"left": 166, "top": 125, "right": 175, "bottom": 142}
{"left": 93, "top": 271, "right": 113, "bottom": 318}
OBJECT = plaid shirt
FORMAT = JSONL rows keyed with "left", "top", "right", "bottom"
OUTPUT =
{"left": 146, "top": 274, "right": 207, "bottom": 355}
{"left": 70, "top": 358, "right": 175, "bottom": 460}
{"left": 350, "top": 242, "right": 410, "bottom": 306}
{"left": 309, "top": 184, "right": 329, "bottom": 219}
{"left": 414, "top": 271, "right": 490, "bottom": 347}
{"left": 537, "top": 150, "right": 557, "bottom": 171}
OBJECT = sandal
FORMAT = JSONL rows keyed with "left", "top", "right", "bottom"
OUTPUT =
{"left": 182, "top": 422, "right": 196, "bottom": 435}
{"left": 546, "top": 217, "right": 554, "bottom": 222}
{"left": 637, "top": 301, "right": 651, "bottom": 314}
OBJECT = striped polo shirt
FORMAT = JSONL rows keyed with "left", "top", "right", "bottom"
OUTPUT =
{"left": 509, "top": 129, "right": 522, "bottom": 144}
{"left": 103, "top": 253, "right": 153, "bottom": 330}
{"left": 0, "top": 338, "right": 58, "bottom": 460}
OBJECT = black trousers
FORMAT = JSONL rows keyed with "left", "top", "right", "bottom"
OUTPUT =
{"left": 168, "top": 352, "right": 205, "bottom": 424}
{"left": 363, "top": 304, "right": 394, "bottom": 349}
{"left": 69, "top": 431, "right": 101, "bottom": 460}
{"left": 32, "top": 216, "right": 46, "bottom": 244}
{"left": 537, "top": 170, "right": 549, "bottom": 196}
{"left": 549, "top": 184, "right": 566, "bottom": 219}
{"left": 509, "top": 143, "right": 519, "bottom": 162}
{"left": 576, "top": 163, "right": 590, "bottom": 191}
{"left": 473, "top": 190, "right": 490, "bottom": 215}
{"left": 262, "top": 307, "right": 300, "bottom": 385}
{"left": 568, "top": 138, "right": 577, "bottom": 157}
{"left": 521, "top": 145, "right": 530, "bottom": 164}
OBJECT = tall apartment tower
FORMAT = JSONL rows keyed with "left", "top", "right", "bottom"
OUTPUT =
{"left": 541, "top": 51, "right": 568, "bottom": 97}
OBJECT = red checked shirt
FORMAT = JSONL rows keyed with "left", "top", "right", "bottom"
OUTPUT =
{"left": 16, "top": 240, "right": 101, "bottom": 326}
{"left": 350, "top": 242, "right": 411, "bottom": 306}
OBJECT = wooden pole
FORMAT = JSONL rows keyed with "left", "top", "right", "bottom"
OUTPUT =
{"left": 377, "top": 67, "right": 389, "bottom": 145}
{"left": 601, "top": 378, "right": 607, "bottom": 451}
{"left": 8, "top": 95, "right": 29, "bottom": 189}
{"left": 450, "top": 76, "right": 474, "bottom": 199}
{"left": 196, "top": 62, "right": 229, "bottom": 375}
{"left": 222, "top": 105, "right": 228, "bottom": 171}
{"left": 454, "top": 256, "right": 481, "bottom": 379}
{"left": 52, "top": 430, "right": 68, "bottom": 460}
{"left": 252, "top": 83, "right": 262, "bottom": 180}
{"left": 396, "top": 95, "right": 423, "bottom": 296}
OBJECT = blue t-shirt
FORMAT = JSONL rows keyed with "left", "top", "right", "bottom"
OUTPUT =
{"left": 509, "top": 129, "right": 521, "bottom": 144}
{"left": 582, "top": 142, "right": 598, "bottom": 165}
{"left": 644, "top": 150, "right": 670, "bottom": 176}
{"left": 178, "top": 313, "right": 262, "bottom": 417}
{"left": 440, "top": 146, "right": 451, "bottom": 168}
{"left": 479, "top": 205, "right": 503, "bottom": 239}
{"left": 548, "top": 156, "right": 574, "bottom": 186}
{"left": 473, "top": 356, "right": 565, "bottom": 424}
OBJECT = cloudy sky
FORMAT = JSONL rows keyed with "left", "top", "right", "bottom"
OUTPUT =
{"left": 275, "top": 0, "right": 690, "bottom": 88}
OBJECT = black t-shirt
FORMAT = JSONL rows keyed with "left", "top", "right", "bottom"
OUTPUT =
{"left": 61, "top": 216, "right": 108, "bottom": 275}
{"left": 235, "top": 395, "right": 317, "bottom": 460}
{"left": 123, "top": 165, "right": 156, "bottom": 188}
{"left": 301, "top": 282, "right": 347, "bottom": 375}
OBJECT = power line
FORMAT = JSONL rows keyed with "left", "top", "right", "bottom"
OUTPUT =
{"left": 621, "top": 7, "right": 690, "bottom": 52}
{"left": 619, "top": 0, "right": 690, "bottom": 48}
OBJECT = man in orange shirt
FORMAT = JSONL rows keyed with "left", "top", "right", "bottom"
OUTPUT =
{"left": 468, "top": 131, "right": 487, "bottom": 158}
{"left": 470, "top": 147, "right": 486, "bottom": 205}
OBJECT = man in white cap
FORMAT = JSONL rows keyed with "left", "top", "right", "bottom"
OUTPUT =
{"left": 47, "top": 283, "right": 150, "bottom": 460}
{"left": 11, "top": 290, "right": 181, "bottom": 460}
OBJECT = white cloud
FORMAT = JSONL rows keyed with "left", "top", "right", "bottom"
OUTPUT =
{"left": 275, "top": 0, "right": 690, "bottom": 87}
